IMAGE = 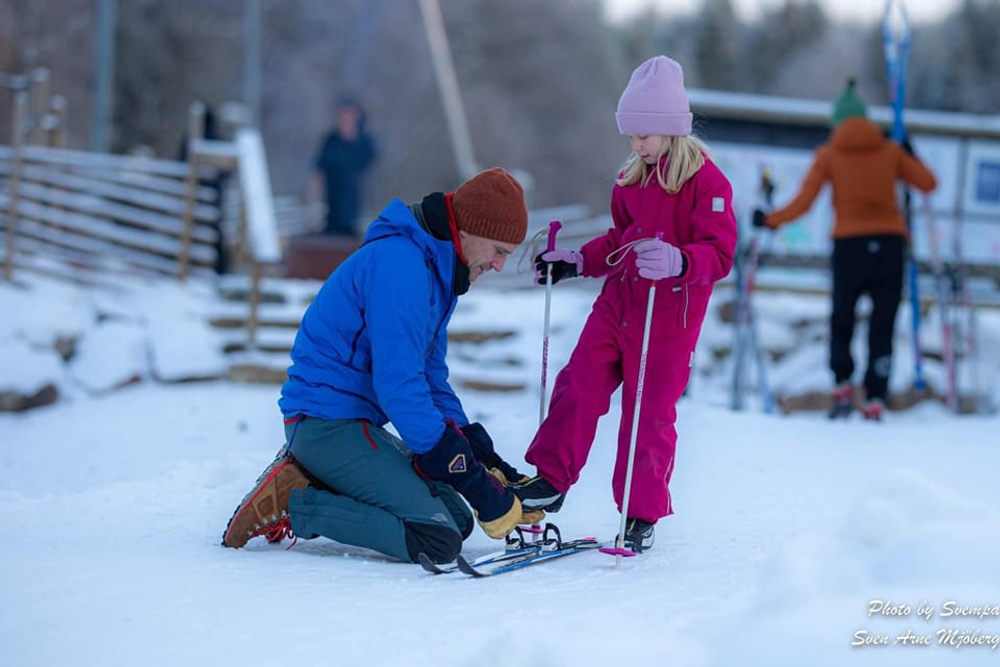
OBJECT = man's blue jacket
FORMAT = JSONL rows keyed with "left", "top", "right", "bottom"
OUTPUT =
{"left": 279, "top": 197, "right": 467, "bottom": 453}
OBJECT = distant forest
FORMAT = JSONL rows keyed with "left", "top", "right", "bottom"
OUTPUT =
{"left": 3, "top": 0, "right": 999, "bottom": 215}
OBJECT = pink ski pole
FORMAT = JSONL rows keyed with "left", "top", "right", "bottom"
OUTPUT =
{"left": 601, "top": 233, "right": 662, "bottom": 565}
{"left": 539, "top": 220, "right": 562, "bottom": 424}
{"left": 522, "top": 220, "right": 562, "bottom": 541}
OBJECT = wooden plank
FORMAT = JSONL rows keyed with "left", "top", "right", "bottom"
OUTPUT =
{"left": 15, "top": 180, "right": 218, "bottom": 244}
{"left": 216, "top": 325, "right": 297, "bottom": 353}
{"left": 19, "top": 145, "right": 195, "bottom": 178}
{"left": 0, "top": 147, "right": 220, "bottom": 202}
{"left": 3, "top": 238, "right": 166, "bottom": 282}
{"left": 252, "top": 194, "right": 316, "bottom": 237}
{"left": 2, "top": 235, "right": 215, "bottom": 285}
{"left": 177, "top": 158, "right": 200, "bottom": 280}
{"left": 4, "top": 92, "right": 27, "bottom": 280}
{"left": 5, "top": 162, "right": 221, "bottom": 222}
{"left": 190, "top": 138, "right": 239, "bottom": 168}
{"left": 0, "top": 247, "right": 121, "bottom": 288}
{"left": 247, "top": 261, "right": 263, "bottom": 348}
{"left": 5, "top": 200, "right": 217, "bottom": 264}
{"left": 44, "top": 160, "right": 218, "bottom": 203}
{"left": 207, "top": 299, "right": 305, "bottom": 328}
{"left": 2, "top": 221, "right": 216, "bottom": 278}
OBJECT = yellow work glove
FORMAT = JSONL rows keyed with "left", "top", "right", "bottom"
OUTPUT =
{"left": 487, "top": 468, "right": 545, "bottom": 525}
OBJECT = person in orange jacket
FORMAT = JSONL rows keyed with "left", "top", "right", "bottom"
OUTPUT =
{"left": 753, "top": 78, "right": 937, "bottom": 420}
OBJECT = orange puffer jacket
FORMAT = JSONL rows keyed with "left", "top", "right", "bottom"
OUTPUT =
{"left": 765, "top": 117, "right": 937, "bottom": 239}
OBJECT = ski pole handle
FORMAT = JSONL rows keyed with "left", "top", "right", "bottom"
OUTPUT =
{"left": 546, "top": 220, "right": 562, "bottom": 253}
{"left": 760, "top": 167, "right": 775, "bottom": 211}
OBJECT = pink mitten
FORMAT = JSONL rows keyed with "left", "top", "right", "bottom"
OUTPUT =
{"left": 634, "top": 238, "right": 683, "bottom": 280}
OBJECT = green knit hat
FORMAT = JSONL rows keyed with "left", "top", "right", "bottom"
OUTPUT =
{"left": 831, "top": 78, "right": 868, "bottom": 127}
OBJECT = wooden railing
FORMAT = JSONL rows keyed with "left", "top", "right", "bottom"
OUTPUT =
{"left": 1, "top": 74, "right": 225, "bottom": 284}
{"left": 0, "top": 145, "right": 223, "bottom": 281}
{"left": 179, "top": 101, "right": 284, "bottom": 348}
{"left": 1, "top": 69, "right": 289, "bottom": 353}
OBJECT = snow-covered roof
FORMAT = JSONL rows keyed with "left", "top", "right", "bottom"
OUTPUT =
{"left": 689, "top": 87, "right": 1000, "bottom": 138}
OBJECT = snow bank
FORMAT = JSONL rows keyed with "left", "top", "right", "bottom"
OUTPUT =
{"left": 703, "top": 470, "right": 1000, "bottom": 666}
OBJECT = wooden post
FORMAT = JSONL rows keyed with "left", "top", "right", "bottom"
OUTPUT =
{"left": 30, "top": 67, "right": 50, "bottom": 146}
{"left": 43, "top": 94, "right": 69, "bottom": 239}
{"left": 4, "top": 92, "right": 28, "bottom": 282}
{"left": 47, "top": 94, "right": 68, "bottom": 147}
{"left": 177, "top": 102, "right": 205, "bottom": 281}
{"left": 246, "top": 260, "right": 263, "bottom": 350}
{"left": 418, "top": 0, "right": 478, "bottom": 179}
{"left": 233, "top": 195, "right": 248, "bottom": 273}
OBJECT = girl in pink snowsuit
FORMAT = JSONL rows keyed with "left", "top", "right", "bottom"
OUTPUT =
{"left": 513, "top": 56, "right": 737, "bottom": 552}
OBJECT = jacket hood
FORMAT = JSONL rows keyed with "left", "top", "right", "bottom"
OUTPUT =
{"left": 362, "top": 195, "right": 469, "bottom": 296}
{"left": 364, "top": 198, "right": 437, "bottom": 251}
{"left": 829, "top": 117, "right": 885, "bottom": 153}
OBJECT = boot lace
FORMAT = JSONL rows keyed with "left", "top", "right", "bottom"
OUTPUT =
{"left": 263, "top": 517, "right": 297, "bottom": 549}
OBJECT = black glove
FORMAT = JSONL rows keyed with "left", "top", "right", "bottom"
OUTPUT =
{"left": 885, "top": 127, "right": 915, "bottom": 156}
{"left": 462, "top": 423, "right": 545, "bottom": 525}
{"left": 901, "top": 136, "right": 915, "bottom": 156}
{"left": 752, "top": 208, "right": 768, "bottom": 229}
{"left": 533, "top": 250, "right": 580, "bottom": 285}
{"left": 461, "top": 422, "right": 528, "bottom": 485}
{"left": 413, "top": 422, "right": 521, "bottom": 539}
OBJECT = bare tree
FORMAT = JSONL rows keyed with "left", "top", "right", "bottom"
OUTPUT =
{"left": 1, "top": 0, "right": 96, "bottom": 148}
{"left": 743, "top": 0, "right": 829, "bottom": 93}
{"left": 440, "top": 0, "right": 624, "bottom": 210}
{"left": 113, "top": 1, "right": 242, "bottom": 156}
{"left": 2, "top": 0, "right": 994, "bottom": 216}
{"left": 932, "top": 0, "right": 1000, "bottom": 113}
{"left": 692, "top": 0, "right": 742, "bottom": 90}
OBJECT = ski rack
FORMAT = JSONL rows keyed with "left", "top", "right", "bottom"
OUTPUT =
{"left": 730, "top": 165, "right": 776, "bottom": 413}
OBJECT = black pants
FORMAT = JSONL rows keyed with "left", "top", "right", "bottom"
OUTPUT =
{"left": 829, "top": 235, "right": 905, "bottom": 402}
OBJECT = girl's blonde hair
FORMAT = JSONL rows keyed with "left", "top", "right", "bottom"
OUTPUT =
{"left": 616, "top": 135, "right": 711, "bottom": 193}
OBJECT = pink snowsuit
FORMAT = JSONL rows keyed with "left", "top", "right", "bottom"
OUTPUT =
{"left": 525, "top": 157, "right": 737, "bottom": 522}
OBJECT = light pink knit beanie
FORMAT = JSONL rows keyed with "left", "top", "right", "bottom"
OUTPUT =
{"left": 615, "top": 56, "right": 692, "bottom": 137}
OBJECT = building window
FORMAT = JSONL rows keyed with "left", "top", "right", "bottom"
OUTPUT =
{"left": 975, "top": 160, "right": 1000, "bottom": 205}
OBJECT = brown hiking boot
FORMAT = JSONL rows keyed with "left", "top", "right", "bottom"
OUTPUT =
{"left": 222, "top": 455, "right": 310, "bottom": 548}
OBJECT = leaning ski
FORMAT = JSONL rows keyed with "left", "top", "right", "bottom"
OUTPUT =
{"left": 883, "top": 0, "right": 925, "bottom": 391}
{"left": 419, "top": 552, "right": 458, "bottom": 574}
{"left": 731, "top": 165, "right": 777, "bottom": 413}
{"left": 418, "top": 543, "right": 541, "bottom": 575}
{"left": 420, "top": 523, "right": 600, "bottom": 577}
{"left": 456, "top": 537, "right": 601, "bottom": 577}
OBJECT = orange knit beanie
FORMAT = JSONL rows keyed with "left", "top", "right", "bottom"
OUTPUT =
{"left": 451, "top": 168, "right": 528, "bottom": 245}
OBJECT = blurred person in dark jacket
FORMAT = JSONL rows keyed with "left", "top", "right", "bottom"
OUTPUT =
{"left": 310, "top": 96, "right": 377, "bottom": 237}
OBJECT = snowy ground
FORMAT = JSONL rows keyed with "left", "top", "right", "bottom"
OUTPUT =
{"left": 3, "top": 277, "right": 1000, "bottom": 666}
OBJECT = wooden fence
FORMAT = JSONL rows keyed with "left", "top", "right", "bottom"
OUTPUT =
{"left": 1, "top": 68, "right": 288, "bottom": 351}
